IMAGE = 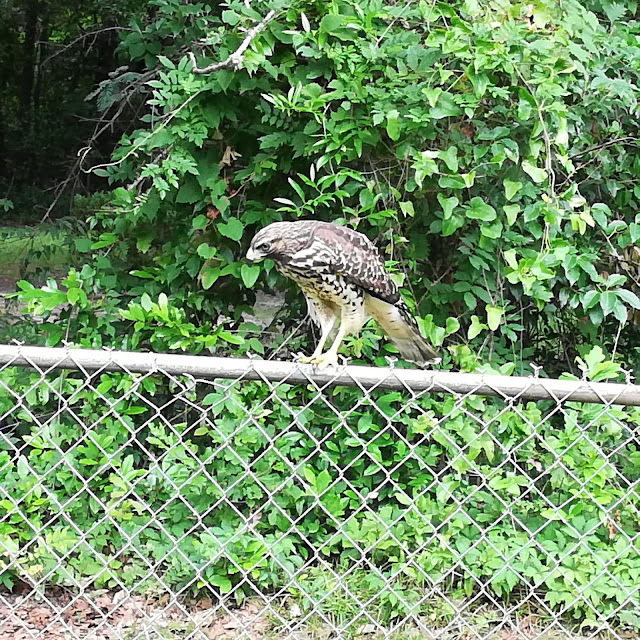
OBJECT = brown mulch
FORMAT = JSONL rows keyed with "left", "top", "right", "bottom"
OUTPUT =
{"left": 0, "top": 587, "right": 272, "bottom": 640}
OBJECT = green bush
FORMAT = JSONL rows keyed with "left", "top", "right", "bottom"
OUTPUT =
{"left": 4, "top": 0, "right": 639, "bottom": 371}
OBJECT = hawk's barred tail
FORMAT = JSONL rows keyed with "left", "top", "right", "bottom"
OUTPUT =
{"left": 364, "top": 295, "right": 440, "bottom": 366}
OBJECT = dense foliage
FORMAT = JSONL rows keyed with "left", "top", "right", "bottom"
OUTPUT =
{"left": 5, "top": 0, "right": 640, "bottom": 371}
{"left": 1, "top": 0, "right": 640, "bottom": 632}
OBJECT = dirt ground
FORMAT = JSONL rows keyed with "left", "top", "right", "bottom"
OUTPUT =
{"left": 0, "top": 587, "right": 273, "bottom": 640}
{"left": 0, "top": 585, "right": 631, "bottom": 640}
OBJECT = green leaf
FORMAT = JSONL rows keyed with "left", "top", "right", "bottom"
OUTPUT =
{"left": 303, "top": 467, "right": 316, "bottom": 485}
{"left": 445, "top": 317, "right": 460, "bottom": 336}
{"left": 615, "top": 289, "right": 640, "bottom": 309}
{"left": 464, "top": 292, "right": 476, "bottom": 309}
{"left": 602, "top": 1, "right": 628, "bottom": 22}
{"left": 218, "top": 218, "right": 244, "bottom": 242}
{"left": 91, "top": 233, "right": 117, "bottom": 250}
{"left": 192, "top": 215, "right": 209, "bottom": 230}
{"left": 217, "top": 331, "right": 244, "bottom": 345}
{"left": 613, "top": 302, "right": 627, "bottom": 324}
{"left": 442, "top": 214, "right": 464, "bottom": 236}
{"left": 241, "top": 263, "right": 260, "bottom": 288}
{"left": 522, "top": 160, "right": 547, "bottom": 184}
{"left": 136, "top": 233, "right": 152, "bottom": 253}
{"left": 438, "top": 175, "right": 466, "bottom": 189}
{"left": 157, "top": 55, "right": 175, "bottom": 69}
{"left": 600, "top": 291, "right": 617, "bottom": 317}
{"left": 414, "top": 156, "right": 438, "bottom": 187}
{"left": 581, "top": 290, "right": 600, "bottom": 310}
{"left": 386, "top": 109, "right": 400, "bottom": 141}
{"left": 504, "top": 205, "right": 520, "bottom": 226}
{"left": 503, "top": 249, "right": 518, "bottom": 269}
{"left": 468, "top": 315, "right": 487, "bottom": 340}
{"left": 399, "top": 201, "right": 415, "bottom": 217}
{"left": 140, "top": 293, "right": 153, "bottom": 312}
{"left": 221, "top": 10, "right": 240, "bottom": 25}
{"left": 503, "top": 179, "right": 522, "bottom": 201}
{"left": 177, "top": 179, "right": 202, "bottom": 204}
{"left": 583, "top": 345, "right": 605, "bottom": 370}
{"left": 437, "top": 195, "right": 459, "bottom": 220}
{"left": 438, "top": 146, "right": 458, "bottom": 172}
{"left": 481, "top": 219, "right": 503, "bottom": 238}
{"left": 67, "top": 287, "right": 82, "bottom": 305}
{"left": 395, "top": 492, "right": 412, "bottom": 506}
{"left": 197, "top": 244, "right": 217, "bottom": 260}
{"left": 429, "top": 92, "right": 462, "bottom": 119}
{"left": 209, "top": 575, "right": 232, "bottom": 593}
{"left": 217, "top": 70, "right": 234, "bottom": 91}
{"left": 486, "top": 305, "right": 504, "bottom": 331}
{"left": 320, "top": 14, "right": 345, "bottom": 34}
{"left": 200, "top": 265, "right": 220, "bottom": 290}
{"left": 359, "top": 189, "right": 375, "bottom": 209}
{"left": 75, "top": 238, "right": 92, "bottom": 252}
{"left": 466, "top": 197, "right": 496, "bottom": 221}
{"left": 315, "top": 470, "right": 331, "bottom": 494}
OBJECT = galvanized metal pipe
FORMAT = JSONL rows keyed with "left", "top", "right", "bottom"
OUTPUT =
{"left": 0, "top": 344, "right": 638, "bottom": 406}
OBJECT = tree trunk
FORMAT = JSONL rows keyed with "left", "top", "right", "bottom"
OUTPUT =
{"left": 19, "top": 0, "right": 39, "bottom": 116}
{"left": 32, "top": 25, "right": 48, "bottom": 114}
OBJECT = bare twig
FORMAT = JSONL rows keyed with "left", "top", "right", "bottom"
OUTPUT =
{"left": 569, "top": 136, "right": 640, "bottom": 160}
{"left": 189, "top": 10, "right": 276, "bottom": 75}
{"left": 40, "top": 71, "right": 153, "bottom": 221}
{"left": 612, "top": 321, "right": 623, "bottom": 360}
{"left": 40, "top": 27, "right": 129, "bottom": 66}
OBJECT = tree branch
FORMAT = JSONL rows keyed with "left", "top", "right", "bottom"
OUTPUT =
{"left": 569, "top": 136, "right": 640, "bottom": 160}
{"left": 189, "top": 10, "right": 276, "bottom": 75}
{"left": 40, "top": 27, "right": 129, "bottom": 67}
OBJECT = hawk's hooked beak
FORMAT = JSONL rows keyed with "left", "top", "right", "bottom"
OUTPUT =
{"left": 245, "top": 247, "right": 258, "bottom": 262}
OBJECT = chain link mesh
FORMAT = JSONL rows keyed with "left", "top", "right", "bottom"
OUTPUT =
{"left": 0, "top": 345, "right": 639, "bottom": 640}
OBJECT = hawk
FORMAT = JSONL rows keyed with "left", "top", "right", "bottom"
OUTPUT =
{"left": 246, "top": 220, "right": 440, "bottom": 369}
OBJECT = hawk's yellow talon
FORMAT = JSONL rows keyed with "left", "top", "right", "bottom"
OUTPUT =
{"left": 311, "top": 353, "right": 341, "bottom": 370}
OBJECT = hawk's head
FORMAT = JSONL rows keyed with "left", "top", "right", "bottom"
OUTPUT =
{"left": 246, "top": 221, "right": 313, "bottom": 263}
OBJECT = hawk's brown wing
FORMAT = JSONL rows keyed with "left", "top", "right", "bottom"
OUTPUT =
{"left": 312, "top": 223, "right": 400, "bottom": 304}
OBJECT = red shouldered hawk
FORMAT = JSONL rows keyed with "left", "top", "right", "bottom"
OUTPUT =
{"left": 246, "top": 221, "right": 439, "bottom": 369}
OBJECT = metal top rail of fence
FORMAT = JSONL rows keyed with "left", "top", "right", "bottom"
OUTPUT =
{"left": 1, "top": 343, "right": 639, "bottom": 405}
{"left": 0, "top": 343, "right": 639, "bottom": 640}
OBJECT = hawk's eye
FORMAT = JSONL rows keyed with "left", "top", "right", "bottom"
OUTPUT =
{"left": 258, "top": 241, "right": 271, "bottom": 252}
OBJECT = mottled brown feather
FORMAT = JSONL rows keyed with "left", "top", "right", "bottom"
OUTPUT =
{"left": 311, "top": 223, "right": 400, "bottom": 304}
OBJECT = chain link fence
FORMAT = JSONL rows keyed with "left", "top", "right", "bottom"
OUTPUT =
{"left": 0, "top": 344, "right": 639, "bottom": 640}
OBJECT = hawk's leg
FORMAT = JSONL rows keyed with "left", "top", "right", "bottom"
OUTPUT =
{"left": 310, "top": 324, "right": 347, "bottom": 369}
{"left": 311, "top": 297, "right": 367, "bottom": 370}
{"left": 297, "top": 297, "right": 337, "bottom": 364}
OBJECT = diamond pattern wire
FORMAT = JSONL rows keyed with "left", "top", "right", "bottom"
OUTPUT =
{"left": 0, "top": 347, "right": 639, "bottom": 640}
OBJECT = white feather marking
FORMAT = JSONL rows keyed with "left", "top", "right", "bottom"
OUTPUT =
{"left": 364, "top": 294, "right": 440, "bottom": 364}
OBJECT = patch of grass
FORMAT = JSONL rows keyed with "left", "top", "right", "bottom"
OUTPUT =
{"left": 263, "top": 567, "right": 620, "bottom": 640}
{"left": 0, "top": 226, "right": 73, "bottom": 288}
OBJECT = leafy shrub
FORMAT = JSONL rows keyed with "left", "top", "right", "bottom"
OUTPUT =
{"left": 5, "top": 0, "right": 639, "bottom": 372}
